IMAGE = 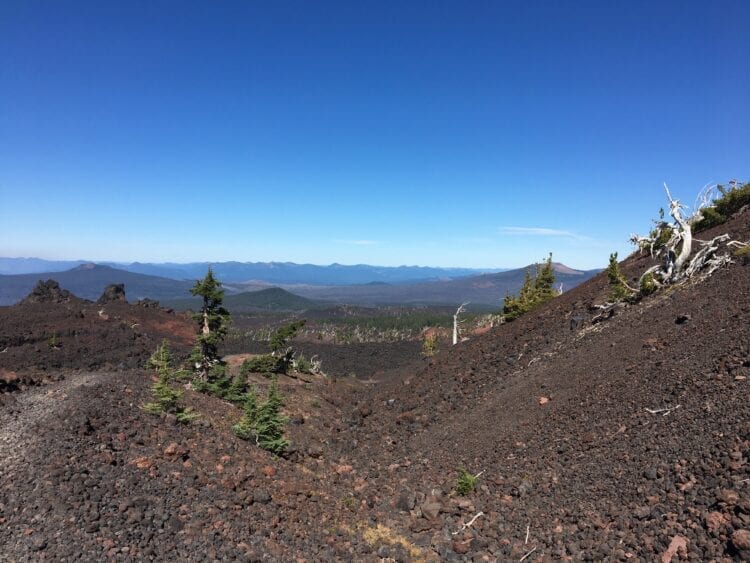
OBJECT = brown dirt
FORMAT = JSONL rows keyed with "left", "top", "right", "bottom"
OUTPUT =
{"left": 0, "top": 208, "right": 748, "bottom": 561}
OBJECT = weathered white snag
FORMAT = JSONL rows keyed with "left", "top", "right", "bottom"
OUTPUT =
{"left": 452, "top": 302, "right": 469, "bottom": 345}
{"left": 631, "top": 183, "right": 740, "bottom": 288}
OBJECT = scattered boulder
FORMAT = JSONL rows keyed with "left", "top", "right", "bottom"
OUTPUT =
{"left": 660, "top": 535, "right": 687, "bottom": 563}
{"left": 0, "top": 369, "right": 20, "bottom": 391}
{"left": 253, "top": 489, "right": 272, "bottom": 504}
{"left": 396, "top": 489, "right": 416, "bottom": 512}
{"left": 705, "top": 511, "right": 727, "bottom": 532}
{"left": 261, "top": 465, "right": 277, "bottom": 477}
{"left": 420, "top": 496, "right": 443, "bottom": 520}
{"left": 732, "top": 529, "right": 750, "bottom": 558}
{"left": 716, "top": 488, "right": 739, "bottom": 505}
{"left": 307, "top": 444, "right": 323, "bottom": 458}
{"left": 97, "top": 284, "right": 127, "bottom": 304}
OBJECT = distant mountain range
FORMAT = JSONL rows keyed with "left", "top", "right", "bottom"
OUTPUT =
{"left": 0, "top": 262, "right": 600, "bottom": 308}
{"left": 273, "top": 263, "right": 600, "bottom": 308}
{"left": 0, "top": 258, "right": 505, "bottom": 285}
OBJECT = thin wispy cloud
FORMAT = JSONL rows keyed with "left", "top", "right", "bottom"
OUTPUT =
{"left": 499, "top": 227, "right": 577, "bottom": 237}
{"left": 333, "top": 239, "right": 380, "bottom": 246}
{"left": 497, "top": 226, "right": 616, "bottom": 249}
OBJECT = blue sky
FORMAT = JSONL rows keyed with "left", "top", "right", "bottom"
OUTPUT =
{"left": 1, "top": 1, "right": 748, "bottom": 269}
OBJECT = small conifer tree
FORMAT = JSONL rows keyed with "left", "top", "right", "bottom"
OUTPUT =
{"left": 269, "top": 320, "right": 306, "bottom": 354}
{"left": 533, "top": 253, "right": 557, "bottom": 301}
{"left": 639, "top": 271, "right": 658, "bottom": 296}
{"left": 190, "top": 268, "right": 231, "bottom": 380}
{"left": 232, "top": 386, "right": 259, "bottom": 440}
{"left": 143, "top": 341, "right": 198, "bottom": 423}
{"left": 147, "top": 339, "right": 172, "bottom": 376}
{"left": 502, "top": 254, "right": 558, "bottom": 321}
{"left": 255, "top": 380, "right": 289, "bottom": 455}
{"left": 421, "top": 333, "right": 439, "bottom": 357}
{"left": 606, "top": 253, "right": 636, "bottom": 302}
{"left": 232, "top": 379, "right": 289, "bottom": 455}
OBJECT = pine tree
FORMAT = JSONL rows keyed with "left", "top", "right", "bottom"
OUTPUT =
{"left": 232, "top": 386, "right": 259, "bottom": 440}
{"left": 502, "top": 254, "right": 557, "bottom": 321}
{"left": 190, "top": 267, "right": 231, "bottom": 380}
{"left": 143, "top": 341, "right": 198, "bottom": 423}
{"left": 146, "top": 339, "right": 172, "bottom": 377}
{"left": 232, "top": 380, "right": 289, "bottom": 456}
{"left": 269, "top": 320, "right": 306, "bottom": 354}
{"left": 533, "top": 253, "right": 556, "bottom": 301}
{"left": 255, "top": 379, "right": 289, "bottom": 456}
{"left": 607, "top": 252, "right": 635, "bottom": 302}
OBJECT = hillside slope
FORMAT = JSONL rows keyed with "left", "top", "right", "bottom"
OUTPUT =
{"left": 164, "top": 287, "right": 324, "bottom": 313}
{"left": 340, "top": 207, "right": 750, "bottom": 560}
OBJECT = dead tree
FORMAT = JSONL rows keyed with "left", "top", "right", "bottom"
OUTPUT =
{"left": 630, "top": 183, "right": 740, "bottom": 289}
{"left": 452, "top": 302, "right": 469, "bottom": 345}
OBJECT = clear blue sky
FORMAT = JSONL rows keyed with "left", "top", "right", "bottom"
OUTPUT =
{"left": 1, "top": 1, "right": 748, "bottom": 269}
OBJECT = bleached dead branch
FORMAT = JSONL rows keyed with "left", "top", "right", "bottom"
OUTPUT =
{"left": 452, "top": 511, "right": 484, "bottom": 535}
{"left": 645, "top": 404, "right": 681, "bottom": 416}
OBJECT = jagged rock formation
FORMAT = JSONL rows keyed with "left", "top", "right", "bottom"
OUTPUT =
{"left": 19, "top": 280, "right": 76, "bottom": 305}
{"left": 96, "top": 283, "right": 127, "bottom": 305}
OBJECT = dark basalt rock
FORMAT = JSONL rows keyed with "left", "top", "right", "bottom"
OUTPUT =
{"left": 20, "top": 279, "right": 75, "bottom": 304}
{"left": 97, "top": 284, "right": 127, "bottom": 304}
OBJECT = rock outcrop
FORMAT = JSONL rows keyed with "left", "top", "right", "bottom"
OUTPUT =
{"left": 97, "top": 284, "right": 127, "bottom": 304}
{"left": 20, "top": 280, "right": 76, "bottom": 305}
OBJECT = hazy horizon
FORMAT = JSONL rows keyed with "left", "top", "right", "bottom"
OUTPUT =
{"left": 0, "top": 255, "right": 532, "bottom": 272}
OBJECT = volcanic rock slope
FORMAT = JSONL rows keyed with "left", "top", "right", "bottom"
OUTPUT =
{"left": 342, "top": 208, "right": 750, "bottom": 561}
{"left": 0, "top": 208, "right": 748, "bottom": 562}
{"left": 0, "top": 283, "right": 194, "bottom": 381}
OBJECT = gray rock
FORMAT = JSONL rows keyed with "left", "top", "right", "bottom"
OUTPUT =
{"left": 253, "top": 489, "right": 272, "bottom": 504}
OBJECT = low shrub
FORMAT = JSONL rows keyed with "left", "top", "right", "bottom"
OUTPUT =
{"left": 455, "top": 468, "right": 479, "bottom": 496}
{"left": 193, "top": 363, "right": 246, "bottom": 402}
{"left": 48, "top": 332, "right": 61, "bottom": 349}
{"left": 639, "top": 272, "right": 658, "bottom": 296}
{"left": 421, "top": 333, "right": 439, "bottom": 357}
{"left": 294, "top": 355, "right": 315, "bottom": 374}
{"left": 694, "top": 181, "right": 750, "bottom": 232}
{"left": 240, "top": 354, "right": 280, "bottom": 375}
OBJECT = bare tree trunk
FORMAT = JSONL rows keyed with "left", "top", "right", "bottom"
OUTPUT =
{"left": 202, "top": 310, "right": 210, "bottom": 336}
{"left": 453, "top": 303, "right": 469, "bottom": 345}
{"left": 664, "top": 183, "right": 692, "bottom": 275}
